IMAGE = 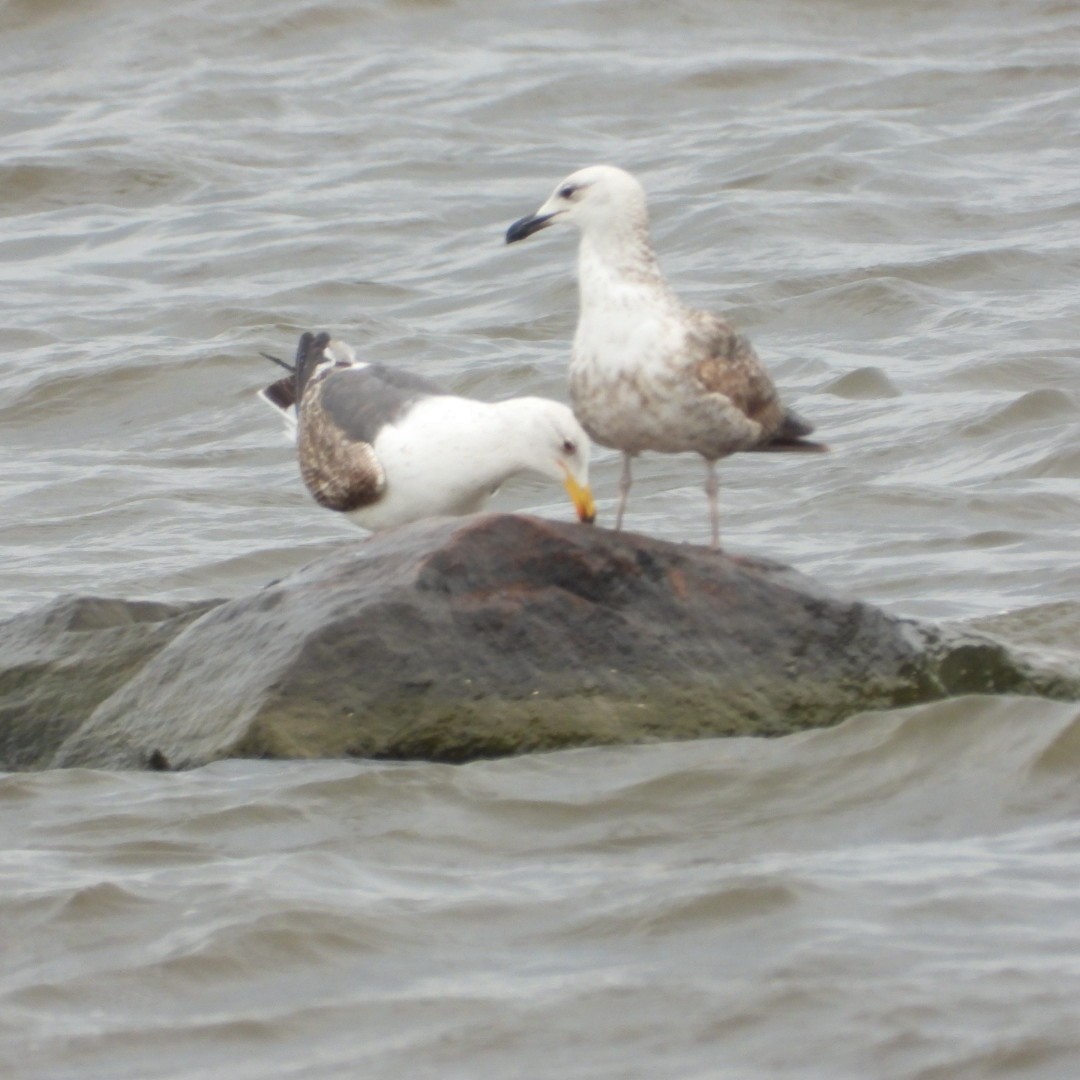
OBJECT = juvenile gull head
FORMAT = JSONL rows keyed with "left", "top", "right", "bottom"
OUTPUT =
{"left": 506, "top": 165, "right": 650, "bottom": 246}
{"left": 506, "top": 164, "right": 825, "bottom": 550}
{"left": 259, "top": 332, "right": 595, "bottom": 531}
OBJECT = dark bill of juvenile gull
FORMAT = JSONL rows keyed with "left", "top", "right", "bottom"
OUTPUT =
{"left": 506, "top": 164, "right": 826, "bottom": 550}
{"left": 259, "top": 332, "right": 596, "bottom": 531}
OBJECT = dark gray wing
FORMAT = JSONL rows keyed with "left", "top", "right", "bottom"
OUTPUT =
{"left": 317, "top": 363, "right": 447, "bottom": 446}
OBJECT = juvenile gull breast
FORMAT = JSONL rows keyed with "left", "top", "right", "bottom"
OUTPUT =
{"left": 259, "top": 332, "right": 595, "bottom": 531}
{"left": 506, "top": 164, "right": 825, "bottom": 549}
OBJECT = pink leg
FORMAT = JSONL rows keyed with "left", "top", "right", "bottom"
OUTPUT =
{"left": 704, "top": 459, "right": 721, "bottom": 550}
{"left": 615, "top": 453, "right": 634, "bottom": 531}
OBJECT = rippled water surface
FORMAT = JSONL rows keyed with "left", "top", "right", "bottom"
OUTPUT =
{"left": 2, "top": 0, "right": 1080, "bottom": 1076}
{"left": 5, "top": 699, "right": 1080, "bottom": 1079}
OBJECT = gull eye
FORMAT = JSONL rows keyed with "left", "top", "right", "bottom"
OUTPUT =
{"left": 558, "top": 184, "right": 577, "bottom": 200}
{"left": 562, "top": 438, "right": 577, "bottom": 454}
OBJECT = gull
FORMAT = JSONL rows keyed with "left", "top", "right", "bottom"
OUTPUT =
{"left": 505, "top": 164, "right": 825, "bottom": 549}
{"left": 259, "top": 331, "right": 596, "bottom": 531}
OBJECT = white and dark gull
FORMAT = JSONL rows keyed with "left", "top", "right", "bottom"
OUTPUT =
{"left": 259, "top": 331, "right": 596, "bottom": 531}
{"left": 505, "top": 164, "right": 826, "bottom": 550}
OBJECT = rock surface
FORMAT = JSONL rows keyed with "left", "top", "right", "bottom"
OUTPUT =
{"left": 0, "top": 596, "right": 221, "bottom": 770}
{"left": 1, "top": 514, "right": 1076, "bottom": 771}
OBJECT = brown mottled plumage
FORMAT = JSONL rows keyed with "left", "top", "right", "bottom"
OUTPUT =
{"left": 298, "top": 391, "right": 386, "bottom": 512}
{"left": 506, "top": 164, "right": 826, "bottom": 549}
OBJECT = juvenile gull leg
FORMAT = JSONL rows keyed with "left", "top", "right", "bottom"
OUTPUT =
{"left": 504, "top": 164, "right": 828, "bottom": 553}
{"left": 615, "top": 452, "right": 634, "bottom": 531}
{"left": 704, "top": 459, "right": 721, "bottom": 551}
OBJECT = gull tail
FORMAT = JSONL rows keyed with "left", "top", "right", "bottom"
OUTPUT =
{"left": 294, "top": 331, "right": 333, "bottom": 399}
{"left": 754, "top": 408, "right": 829, "bottom": 453}
{"left": 259, "top": 376, "right": 297, "bottom": 412}
{"left": 257, "top": 347, "right": 299, "bottom": 408}
{"left": 257, "top": 331, "right": 331, "bottom": 441}
{"left": 757, "top": 436, "right": 829, "bottom": 453}
{"left": 258, "top": 331, "right": 358, "bottom": 441}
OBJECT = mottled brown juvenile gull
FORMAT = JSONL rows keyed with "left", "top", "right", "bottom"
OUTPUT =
{"left": 259, "top": 331, "right": 595, "bottom": 531}
{"left": 505, "top": 164, "right": 825, "bottom": 549}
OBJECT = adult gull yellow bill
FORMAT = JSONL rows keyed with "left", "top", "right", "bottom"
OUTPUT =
{"left": 259, "top": 332, "right": 596, "bottom": 531}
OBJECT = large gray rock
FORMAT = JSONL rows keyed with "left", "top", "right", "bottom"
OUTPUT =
{"left": 0, "top": 513, "right": 1063, "bottom": 771}
{"left": 0, "top": 595, "right": 221, "bottom": 769}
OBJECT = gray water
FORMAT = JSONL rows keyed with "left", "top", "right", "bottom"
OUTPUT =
{"left": 2, "top": 0, "right": 1080, "bottom": 1076}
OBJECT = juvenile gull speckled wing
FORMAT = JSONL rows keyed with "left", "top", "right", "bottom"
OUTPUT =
{"left": 506, "top": 165, "right": 826, "bottom": 548}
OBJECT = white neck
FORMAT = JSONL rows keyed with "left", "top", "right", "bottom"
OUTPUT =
{"left": 576, "top": 217, "right": 674, "bottom": 314}
{"left": 485, "top": 398, "right": 561, "bottom": 479}
{"left": 367, "top": 396, "right": 557, "bottom": 526}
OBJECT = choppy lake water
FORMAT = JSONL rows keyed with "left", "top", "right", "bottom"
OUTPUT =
{"left": 2, "top": 0, "right": 1079, "bottom": 1076}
